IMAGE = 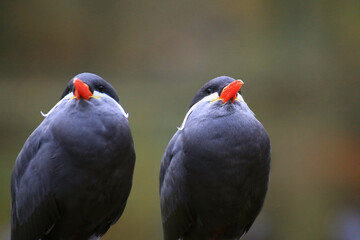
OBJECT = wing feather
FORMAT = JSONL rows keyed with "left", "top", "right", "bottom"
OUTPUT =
{"left": 11, "top": 125, "right": 60, "bottom": 240}
{"left": 160, "top": 131, "right": 194, "bottom": 240}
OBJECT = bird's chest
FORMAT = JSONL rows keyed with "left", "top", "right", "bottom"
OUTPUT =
{"left": 43, "top": 96, "right": 129, "bottom": 146}
{"left": 182, "top": 108, "right": 267, "bottom": 174}
{"left": 182, "top": 111, "right": 269, "bottom": 210}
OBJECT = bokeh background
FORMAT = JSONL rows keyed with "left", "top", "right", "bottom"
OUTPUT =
{"left": 1, "top": 1, "right": 359, "bottom": 239}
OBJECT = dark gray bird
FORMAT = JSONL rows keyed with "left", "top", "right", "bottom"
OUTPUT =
{"left": 11, "top": 73, "right": 135, "bottom": 240}
{"left": 160, "top": 76, "right": 271, "bottom": 240}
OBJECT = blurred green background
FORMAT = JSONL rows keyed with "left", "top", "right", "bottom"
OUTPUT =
{"left": 1, "top": 1, "right": 359, "bottom": 239}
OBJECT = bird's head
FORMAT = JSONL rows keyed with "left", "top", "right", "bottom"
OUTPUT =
{"left": 179, "top": 76, "right": 245, "bottom": 130}
{"left": 41, "top": 73, "right": 128, "bottom": 118}
{"left": 60, "top": 72, "right": 120, "bottom": 102}
{"left": 188, "top": 76, "right": 244, "bottom": 109}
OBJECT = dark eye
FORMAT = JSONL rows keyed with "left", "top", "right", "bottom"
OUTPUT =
{"left": 206, "top": 88, "right": 212, "bottom": 95}
{"left": 98, "top": 85, "right": 104, "bottom": 92}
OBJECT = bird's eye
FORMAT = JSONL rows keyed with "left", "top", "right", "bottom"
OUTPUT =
{"left": 206, "top": 89, "right": 212, "bottom": 95}
{"left": 98, "top": 85, "right": 104, "bottom": 92}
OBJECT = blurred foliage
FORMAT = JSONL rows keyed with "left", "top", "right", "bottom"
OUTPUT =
{"left": 0, "top": 0, "right": 359, "bottom": 239}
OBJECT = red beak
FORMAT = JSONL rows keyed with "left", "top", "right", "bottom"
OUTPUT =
{"left": 219, "top": 80, "right": 244, "bottom": 104}
{"left": 73, "top": 78, "right": 92, "bottom": 100}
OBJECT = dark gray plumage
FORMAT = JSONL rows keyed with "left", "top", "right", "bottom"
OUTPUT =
{"left": 160, "top": 76, "right": 271, "bottom": 240}
{"left": 11, "top": 73, "right": 135, "bottom": 240}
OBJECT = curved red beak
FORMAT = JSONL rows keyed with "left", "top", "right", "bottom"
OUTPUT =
{"left": 219, "top": 80, "right": 244, "bottom": 104}
{"left": 73, "top": 78, "right": 92, "bottom": 100}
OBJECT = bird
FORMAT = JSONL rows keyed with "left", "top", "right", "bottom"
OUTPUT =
{"left": 160, "top": 76, "right": 271, "bottom": 240}
{"left": 11, "top": 73, "right": 136, "bottom": 240}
